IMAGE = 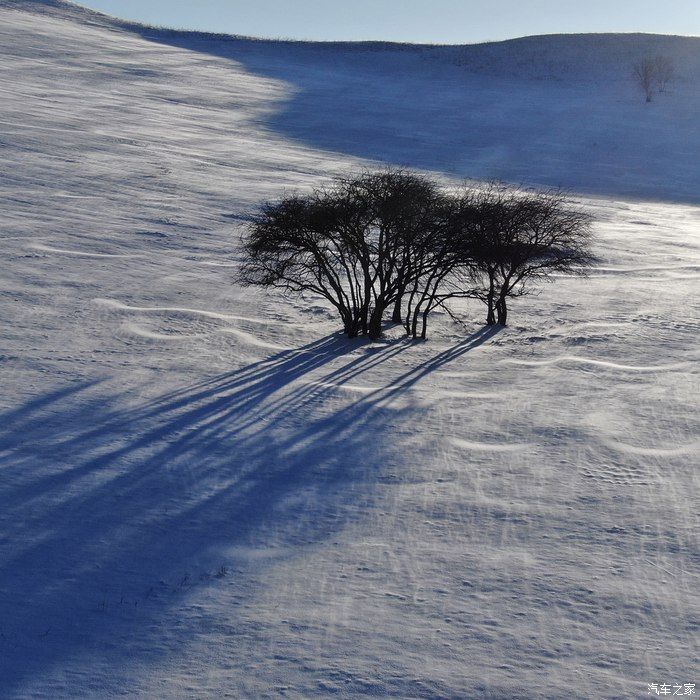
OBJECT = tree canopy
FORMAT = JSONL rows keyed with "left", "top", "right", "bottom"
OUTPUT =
{"left": 241, "top": 171, "right": 595, "bottom": 339}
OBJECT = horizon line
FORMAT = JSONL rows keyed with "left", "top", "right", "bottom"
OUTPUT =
{"left": 57, "top": 1, "right": 700, "bottom": 47}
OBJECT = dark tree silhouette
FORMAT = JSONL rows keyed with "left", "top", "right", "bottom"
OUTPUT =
{"left": 241, "top": 170, "right": 444, "bottom": 340}
{"left": 400, "top": 193, "right": 478, "bottom": 339}
{"left": 633, "top": 55, "right": 676, "bottom": 102}
{"left": 339, "top": 170, "right": 444, "bottom": 338}
{"left": 455, "top": 184, "right": 595, "bottom": 326}
{"left": 634, "top": 57, "right": 657, "bottom": 103}
{"left": 653, "top": 54, "right": 675, "bottom": 93}
{"left": 240, "top": 191, "right": 372, "bottom": 338}
{"left": 241, "top": 174, "right": 595, "bottom": 338}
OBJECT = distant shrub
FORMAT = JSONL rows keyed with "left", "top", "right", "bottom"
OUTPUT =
{"left": 634, "top": 55, "right": 675, "bottom": 102}
{"left": 653, "top": 55, "right": 675, "bottom": 93}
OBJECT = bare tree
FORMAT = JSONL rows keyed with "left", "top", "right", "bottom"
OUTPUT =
{"left": 241, "top": 174, "right": 596, "bottom": 338}
{"left": 653, "top": 54, "right": 675, "bottom": 93}
{"left": 241, "top": 191, "right": 373, "bottom": 338}
{"left": 338, "top": 170, "right": 443, "bottom": 338}
{"left": 447, "top": 184, "right": 595, "bottom": 326}
{"left": 634, "top": 57, "right": 657, "bottom": 103}
{"left": 241, "top": 170, "right": 444, "bottom": 340}
{"left": 398, "top": 191, "right": 481, "bottom": 339}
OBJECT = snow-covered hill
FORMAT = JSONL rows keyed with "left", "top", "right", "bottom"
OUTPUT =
{"left": 1, "top": 2, "right": 698, "bottom": 698}
{"left": 6, "top": 0, "right": 700, "bottom": 201}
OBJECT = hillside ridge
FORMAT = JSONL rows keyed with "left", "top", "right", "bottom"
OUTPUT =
{"left": 6, "top": 0, "right": 700, "bottom": 72}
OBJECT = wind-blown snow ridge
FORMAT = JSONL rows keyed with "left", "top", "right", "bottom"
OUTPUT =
{"left": 603, "top": 439, "right": 700, "bottom": 457}
{"left": 219, "top": 327, "right": 292, "bottom": 351}
{"left": 451, "top": 437, "right": 534, "bottom": 452}
{"left": 122, "top": 322, "right": 204, "bottom": 342}
{"left": 303, "top": 380, "right": 379, "bottom": 394}
{"left": 503, "top": 355, "right": 691, "bottom": 372}
{"left": 94, "top": 298, "right": 283, "bottom": 325}
{"left": 29, "top": 242, "right": 139, "bottom": 258}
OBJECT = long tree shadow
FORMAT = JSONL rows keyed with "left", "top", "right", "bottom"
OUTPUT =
{"left": 0, "top": 327, "right": 499, "bottom": 695}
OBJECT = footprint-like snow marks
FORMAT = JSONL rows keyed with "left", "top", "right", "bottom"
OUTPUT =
{"left": 579, "top": 463, "right": 652, "bottom": 486}
{"left": 29, "top": 243, "right": 138, "bottom": 258}
{"left": 503, "top": 356, "right": 690, "bottom": 372}
{"left": 451, "top": 437, "right": 533, "bottom": 452}
{"left": 94, "top": 298, "right": 280, "bottom": 325}
{"left": 603, "top": 439, "right": 700, "bottom": 457}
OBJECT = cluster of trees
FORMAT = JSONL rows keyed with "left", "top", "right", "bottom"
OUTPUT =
{"left": 241, "top": 171, "right": 594, "bottom": 340}
{"left": 634, "top": 55, "right": 675, "bottom": 103}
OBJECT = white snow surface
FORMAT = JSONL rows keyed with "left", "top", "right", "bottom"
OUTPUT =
{"left": 1, "top": 2, "right": 699, "bottom": 698}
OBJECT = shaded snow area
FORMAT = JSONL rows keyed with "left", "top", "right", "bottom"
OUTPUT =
{"left": 1, "top": 2, "right": 699, "bottom": 698}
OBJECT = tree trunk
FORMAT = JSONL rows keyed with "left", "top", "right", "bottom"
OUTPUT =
{"left": 486, "top": 276, "right": 496, "bottom": 325}
{"left": 403, "top": 298, "right": 414, "bottom": 336}
{"left": 496, "top": 297, "right": 507, "bottom": 326}
{"left": 420, "top": 309, "right": 429, "bottom": 340}
{"left": 361, "top": 278, "right": 372, "bottom": 335}
{"left": 342, "top": 308, "right": 360, "bottom": 338}
{"left": 346, "top": 319, "right": 360, "bottom": 338}
{"left": 368, "top": 307, "right": 384, "bottom": 340}
{"left": 411, "top": 307, "right": 420, "bottom": 339}
{"left": 486, "top": 297, "right": 496, "bottom": 325}
{"left": 360, "top": 303, "right": 369, "bottom": 336}
{"left": 392, "top": 295, "right": 403, "bottom": 324}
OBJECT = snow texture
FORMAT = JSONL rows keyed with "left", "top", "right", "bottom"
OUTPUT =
{"left": 0, "top": 2, "right": 698, "bottom": 698}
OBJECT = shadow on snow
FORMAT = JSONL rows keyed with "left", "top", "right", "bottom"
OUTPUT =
{"left": 127, "top": 29, "right": 700, "bottom": 204}
{"left": 0, "top": 326, "right": 500, "bottom": 693}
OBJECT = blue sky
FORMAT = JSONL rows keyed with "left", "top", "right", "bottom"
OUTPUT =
{"left": 78, "top": 0, "right": 700, "bottom": 43}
